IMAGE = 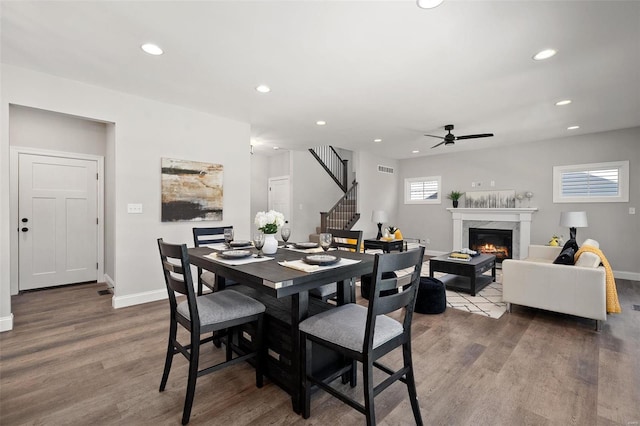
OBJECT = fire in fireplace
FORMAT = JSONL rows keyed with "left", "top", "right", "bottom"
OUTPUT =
{"left": 469, "top": 228, "right": 513, "bottom": 263}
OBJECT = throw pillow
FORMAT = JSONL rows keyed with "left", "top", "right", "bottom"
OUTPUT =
{"left": 553, "top": 247, "right": 576, "bottom": 265}
{"left": 562, "top": 238, "right": 579, "bottom": 253}
{"left": 582, "top": 238, "right": 600, "bottom": 249}
{"left": 575, "top": 251, "right": 601, "bottom": 268}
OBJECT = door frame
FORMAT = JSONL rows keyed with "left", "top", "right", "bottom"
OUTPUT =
{"left": 10, "top": 147, "right": 105, "bottom": 295}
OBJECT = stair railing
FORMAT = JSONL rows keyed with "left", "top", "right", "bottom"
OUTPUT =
{"left": 320, "top": 182, "right": 359, "bottom": 232}
{"left": 308, "top": 146, "right": 348, "bottom": 192}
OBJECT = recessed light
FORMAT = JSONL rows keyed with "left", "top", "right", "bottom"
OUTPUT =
{"left": 567, "top": 125, "right": 580, "bottom": 130}
{"left": 374, "top": 139, "right": 382, "bottom": 143}
{"left": 141, "top": 43, "right": 163, "bottom": 56}
{"left": 316, "top": 121, "right": 326, "bottom": 126}
{"left": 417, "top": 0, "right": 444, "bottom": 9}
{"left": 412, "top": 150, "right": 420, "bottom": 154}
{"left": 533, "top": 48, "right": 557, "bottom": 61}
{"left": 555, "top": 99, "right": 572, "bottom": 106}
{"left": 273, "top": 146, "right": 280, "bottom": 150}
{"left": 256, "top": 85, "right": 271, "bottom": 93}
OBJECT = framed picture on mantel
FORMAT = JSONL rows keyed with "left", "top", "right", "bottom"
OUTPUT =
{"left": 465, "top": 190, "right": 515, "bottom": 208}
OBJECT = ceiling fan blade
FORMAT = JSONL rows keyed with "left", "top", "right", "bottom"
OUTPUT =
{"left": 431, "top": 140, "right": 446, "bottom": 149}
{"left": 424, "top": 134, "right": 445, "bottom": 140}
{"left": 455, "top": 133, "right": 494, "bottom": 140}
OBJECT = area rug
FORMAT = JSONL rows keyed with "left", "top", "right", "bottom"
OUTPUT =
{"left": 423, "top": 262, "right": 507, "bottom": 319}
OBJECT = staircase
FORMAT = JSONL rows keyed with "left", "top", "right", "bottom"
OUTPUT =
{"left": 308, "top": 146, "right": 360, "bottom": 240}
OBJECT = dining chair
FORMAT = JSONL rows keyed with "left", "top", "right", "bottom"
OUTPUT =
{"left": 299, "top": 247, "right": 425, "bottom": 426}
{"left": 157, "top": 238, "right": 266, "bottom": 425}
{"left": 309, "top": 229, "right": 363, "bottom": 302}
{"left": 192, "top": 226, "right": 234, "bottom": 295}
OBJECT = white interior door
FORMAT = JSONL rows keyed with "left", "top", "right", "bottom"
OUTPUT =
{"left": 268, "top": 176, "right": 291, "bottom": 222}
{"left": 18, "top": 153, "right": 98, "bottom": 290}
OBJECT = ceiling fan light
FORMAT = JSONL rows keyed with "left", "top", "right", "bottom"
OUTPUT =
{"left": 417, "top": 0, "right": 444, "bottom": 9}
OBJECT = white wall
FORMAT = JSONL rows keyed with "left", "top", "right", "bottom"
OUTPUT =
{"left": 353, "top": 151, "right": 400, "bottom": 240}
{"left": 397, "top": 126, "right": 640, "bottom": 278}
{"left": 1, "top": 65, "right": 252, "bottom": 328}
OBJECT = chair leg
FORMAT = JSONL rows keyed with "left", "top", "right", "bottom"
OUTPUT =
{"left": 403, "top": 342, "right": 423, "bottom": 426}
{"left": 225, "top": 328, "right": 233, "bottom": 362}
{"left": 160, "top": 320, "right": 177, "bottom": 392}
{"left": 255, "top": 315, "right": 264, "bottom": 388}
{"left": 197, "top": 268, "right": 203, "bottom": 296}
{"left": 363, "top": 356, "right": 376, "bottom": 426}
{"left": 301, "top": 334, "right": 312, "bottom": 419}
{"left": 182, "top": 331, "right": 201, "bottom": 425}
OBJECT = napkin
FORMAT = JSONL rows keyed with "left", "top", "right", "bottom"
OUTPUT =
{"left": 285, "top": 246, "right": 325, "bottom": 254}
{"left": 278, "top": 260, "right": 320, "bottom": 273}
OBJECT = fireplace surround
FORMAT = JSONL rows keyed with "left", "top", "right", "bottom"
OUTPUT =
{"left": 448, "top": 208, "right": 537, "bottom": 260}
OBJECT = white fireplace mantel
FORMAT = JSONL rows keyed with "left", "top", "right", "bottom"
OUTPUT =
{"left": 448, "top": 208, "right": 538, "bottom": 259}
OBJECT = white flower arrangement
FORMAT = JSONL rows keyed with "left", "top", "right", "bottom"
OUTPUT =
{"left": 254, "top": 210, "right": 285, "bottom": 234}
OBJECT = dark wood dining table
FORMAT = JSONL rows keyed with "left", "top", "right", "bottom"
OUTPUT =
{"left": 188, "top": 245, "right": 375, "bottom": 413}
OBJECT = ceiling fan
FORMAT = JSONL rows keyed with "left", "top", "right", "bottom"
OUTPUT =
{"left": 425, "top": 124, "right": 494, "bottom": 149}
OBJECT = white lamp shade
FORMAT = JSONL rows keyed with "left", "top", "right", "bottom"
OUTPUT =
{"left": 559, "top": 211, "right": 588, "bottom": 228}
{"left": 417, "top": 0, "right": 444, "bottom": 9}
{"left": 371, "top": 210, "right": 388, "bottom": 224}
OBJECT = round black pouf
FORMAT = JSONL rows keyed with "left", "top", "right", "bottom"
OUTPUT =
{"left": 360, "top": 272, "right": 398, "bottom": 300}
{"left": 414, "top": 277, "right": 446, "bottom": 314}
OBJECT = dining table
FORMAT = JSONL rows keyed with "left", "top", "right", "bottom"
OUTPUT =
{"left": 187, "top": 243, "right": 375, "bottom": 413}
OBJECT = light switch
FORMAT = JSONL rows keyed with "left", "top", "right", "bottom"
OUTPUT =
{"left": 127, "top": 203, "right": 143, "bottom": 214}
{"left": 630, "top": 207, "right": 636, "bottom": 215}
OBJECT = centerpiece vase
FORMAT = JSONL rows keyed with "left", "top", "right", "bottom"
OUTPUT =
{"left": 263, "top": 233, "right": 278, "bottom": 255}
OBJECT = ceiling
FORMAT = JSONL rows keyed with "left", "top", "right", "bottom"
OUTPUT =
{"left": 1, "top": 1, "right": 639, "bottom": 159}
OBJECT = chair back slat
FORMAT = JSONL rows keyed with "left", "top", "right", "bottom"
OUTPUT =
{"left": 158, "top": 238, "right": 198, "bottom": 319}
{"left": 328, "top": 229, "right": 363, "bottom": 252}
{"left": 193, "top": 226, "right": 232, "bottom": 247}
{"left": 364, "top": 247, "right": 425, "bottom": 351}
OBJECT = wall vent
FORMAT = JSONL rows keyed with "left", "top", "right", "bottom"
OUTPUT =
{"left": 378, "top": 165, "right": 394, "bottom": 174}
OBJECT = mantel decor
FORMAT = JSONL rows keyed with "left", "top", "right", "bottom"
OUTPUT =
{"left": 465, "top": 190, "right": 515, "bottom": 208}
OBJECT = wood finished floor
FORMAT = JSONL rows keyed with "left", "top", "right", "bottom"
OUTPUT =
{"left": 1, "top": 280, "right": 639, "bottom": 425}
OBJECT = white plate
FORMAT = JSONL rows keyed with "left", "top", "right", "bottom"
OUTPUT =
{"left": 294, "top": 242, "right": 319, "bottom": 249}
{"left": 219, "top": 250, "right": 252, "bottom": 259}
{"left": 303, "top": 254, "right": 339, "bottom": 266}
{"left": 230, "top": 240, "right": 252, "bottom": 248}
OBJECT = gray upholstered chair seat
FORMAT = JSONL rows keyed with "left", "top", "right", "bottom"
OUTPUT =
{"left": 177, "top": 289, "right": 265, "bottom": 327}
{"left": 309, "top": 283, "right": 337, "bottom": 298}
{"left": 299, "top": 304, "right": 402, "bottom": 353}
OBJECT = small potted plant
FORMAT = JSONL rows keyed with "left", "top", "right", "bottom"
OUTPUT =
{"left": 447, "top": 190, "right": 464, "bottom": 208}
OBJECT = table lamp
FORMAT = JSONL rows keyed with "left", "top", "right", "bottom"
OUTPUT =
{"left": 559, "top": 211, "right": 588, "bottom": 240}
{"left": 371, "top": 210, "right": 388, "bottom": 240}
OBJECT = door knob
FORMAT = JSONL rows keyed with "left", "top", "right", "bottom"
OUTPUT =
{"left": 21, "top": 227, "right": 29, "bottom": 232}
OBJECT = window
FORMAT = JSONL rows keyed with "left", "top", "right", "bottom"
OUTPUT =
{"left": 553, "top": 161, "right": 629, "bottom": 203}
{"left": 405, "top": 176, "right": 441, "bottom": 204}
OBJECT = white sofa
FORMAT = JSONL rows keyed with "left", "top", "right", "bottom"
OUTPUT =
{"left": 502, "top": 241, "right": 607, "bottom": 330}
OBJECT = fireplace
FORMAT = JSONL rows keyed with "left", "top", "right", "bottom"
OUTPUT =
{"left": 469, "top": 228, "right": 512, "bottom": 264}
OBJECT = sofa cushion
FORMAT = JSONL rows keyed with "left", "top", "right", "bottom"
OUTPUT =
{"left": 553, "top": 247, "right": 576, "bottom": 265}
{"left": 582, "top": 238, "right": 599, "bottom": 248}
{"left": 575, "top": 251, "right": 601, "bottom": 268}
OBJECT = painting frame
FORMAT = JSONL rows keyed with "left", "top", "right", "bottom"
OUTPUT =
{"left": 161, "top": 157, "right": 223, "bottom": 222}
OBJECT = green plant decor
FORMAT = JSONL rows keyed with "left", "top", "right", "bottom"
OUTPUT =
{"left": 447, "top": 191, "right": 464, "bottom": 201}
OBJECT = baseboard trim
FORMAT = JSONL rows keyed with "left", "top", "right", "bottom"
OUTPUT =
{"left": 112, "top": 289, "right": 166, "bottom": 309}
{"left": 103, "top": 274, "right": 115, "bottom": 289}
{"left": 0, "top": 314, "right": 14, "bottom": 332}
{"left": 614, "top": 270, "right": 640, "bottom": 282}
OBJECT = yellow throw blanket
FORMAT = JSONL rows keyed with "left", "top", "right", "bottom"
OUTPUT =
{"left": 574, "top": 245, "right": 621, "bottom": 314}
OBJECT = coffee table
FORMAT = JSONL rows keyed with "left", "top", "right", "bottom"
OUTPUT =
{"left": 429, "top": 253, "right": 496, "bottom": 296}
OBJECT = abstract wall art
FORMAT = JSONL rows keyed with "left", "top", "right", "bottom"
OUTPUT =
{"left": 464, "top": 190, "right": 516, "bottom": 208}
{"left": 161, "top": 158, "right": 223, "bottom": 222}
